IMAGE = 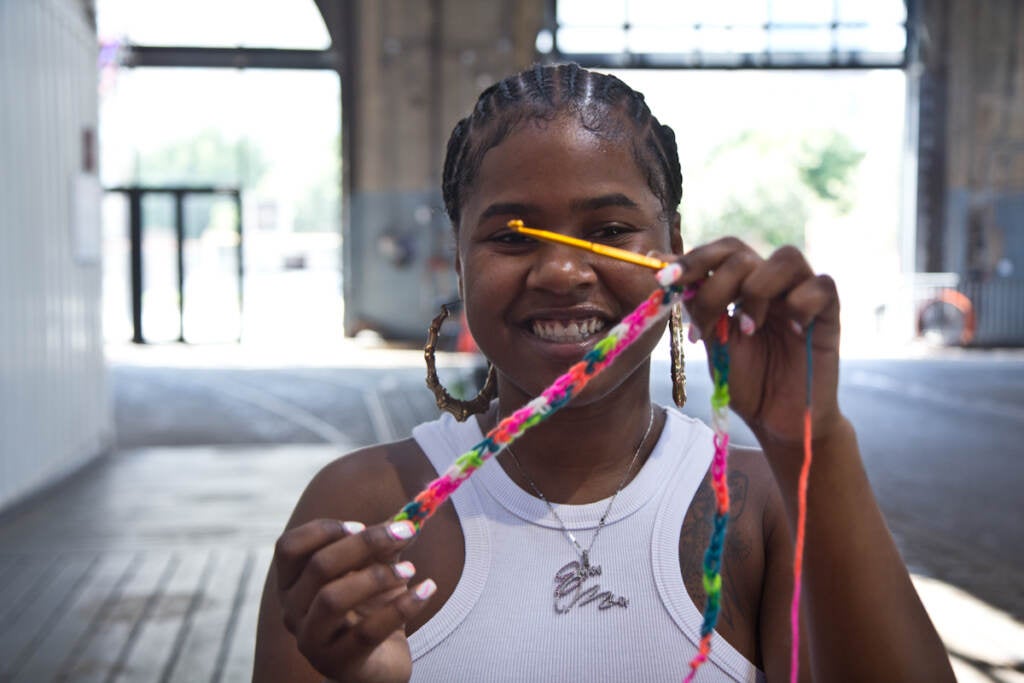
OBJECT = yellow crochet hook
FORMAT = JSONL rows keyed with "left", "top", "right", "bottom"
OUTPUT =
{"left": 508, "top": 219, "right": 669, "bottom": 270}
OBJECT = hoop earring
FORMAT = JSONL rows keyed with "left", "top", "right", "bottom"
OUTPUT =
{"left": 424, "top": 304, "right": 498, "bottom": 421}
{"left": 670, "top": 302, "right": 687, "bottom": 407}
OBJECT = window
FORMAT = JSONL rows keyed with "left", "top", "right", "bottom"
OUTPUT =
{"left": 550, "top": 0, "right": 907, "bottom": 68}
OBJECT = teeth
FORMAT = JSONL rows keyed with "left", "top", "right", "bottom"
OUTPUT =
{"left": 531, "top": 317, "right": 606, "bottom": 343}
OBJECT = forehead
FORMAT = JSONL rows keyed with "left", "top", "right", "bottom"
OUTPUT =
{"left": 461, "top": 115, "right": 661, "bottom": 224}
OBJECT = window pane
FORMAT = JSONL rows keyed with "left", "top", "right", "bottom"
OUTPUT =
{"left": 555, "top": 0, "right": 906, "bottom": 67}
{"left": 769, "top": 27, "right": 833, "bottom": 54}
{"left": 627, "top": 0, "right": 702, "bottom": 27}
{"left": 837, "top": 0, "right": 906, "bottom": 24}
{"left": 558, "top": 0, "right": 626, "bottom": 27}
{"left": 771, "top": 0, "right": 833, "bottom": 24}
{"left": 699, "top": 1, "right": 770, "bottom": 28}
{"left": 836, "top": 25, "right": 907, "bottom": 54}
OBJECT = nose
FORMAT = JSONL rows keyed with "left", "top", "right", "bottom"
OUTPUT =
{"left": 525, "top": 241, "right": 598, "bottom": 295}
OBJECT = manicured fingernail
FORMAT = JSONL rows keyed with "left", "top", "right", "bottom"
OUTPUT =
{"left": 790, "top": 320, "right": 804, "bottom": 336}
{"left": 656, "top": 261, "right": 684, "bottom": 287}
{"left": 387, "top": 520, "right": 417, "bottom": 541}
{"left": 688, "top": 324, "right": 701, "bottom": 343}
{"left": 393, "top": 561, "right": 416, "bottom": 580}
{"left": 413, "top": 578, "right": 437, "bottom": 601}
{"left": 342, "top": 521, "right": 365, "bottom": 535}
{"left": 739, "top": 313, "right": 756, "bottom": 336}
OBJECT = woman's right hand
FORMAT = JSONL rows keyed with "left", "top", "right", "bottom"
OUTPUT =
{"left": 274, "top": 518, "right": 436, "bottom": 683}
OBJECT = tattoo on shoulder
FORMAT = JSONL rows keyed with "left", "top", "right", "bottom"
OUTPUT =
{"left": 679, "top": 468, "right": 754, "bottom": 630}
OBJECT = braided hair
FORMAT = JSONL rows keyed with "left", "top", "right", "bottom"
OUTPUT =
{"left": 442, "top": 63, "right": 683, "bottom": 231}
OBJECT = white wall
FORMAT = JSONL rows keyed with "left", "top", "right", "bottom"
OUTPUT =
{"left": 0, "top": 0, "right": 113, "bottom": 511}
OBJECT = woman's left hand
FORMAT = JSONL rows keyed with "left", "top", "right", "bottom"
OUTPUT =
{"left": 656, "top": 238, "right": 843, "bottom": 453}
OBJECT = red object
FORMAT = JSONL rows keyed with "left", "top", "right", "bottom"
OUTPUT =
{"left": 456, "top": 309, "right": 479, "bottom": 353}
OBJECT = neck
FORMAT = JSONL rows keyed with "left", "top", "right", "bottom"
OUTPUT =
{"left": 486, "top": 367, "right": 662, "bottom": 504}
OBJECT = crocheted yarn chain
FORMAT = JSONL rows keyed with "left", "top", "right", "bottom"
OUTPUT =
{"left": 503, "top": 403, "right": 655, "bottom": 580}
{"left": 392, "top": 261, "right": 814, "bottom": 683}
{"left": 683, "top": 304, "right": 732, "bottom": 682}
{"left": 394, "top": 262, "right": 686, "bottom": 529}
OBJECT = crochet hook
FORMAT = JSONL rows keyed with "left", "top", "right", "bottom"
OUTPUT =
{"left": 508, "top": 219, "right": 670, "bottom": 270}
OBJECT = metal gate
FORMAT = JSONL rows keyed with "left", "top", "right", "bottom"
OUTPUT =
{"left": 105, "top": 186, "right": 243, "bottom": 343}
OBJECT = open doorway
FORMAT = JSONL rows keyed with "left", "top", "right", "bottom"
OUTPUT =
{"left": 98, "top": 2, "right": 342, "bottom": 346}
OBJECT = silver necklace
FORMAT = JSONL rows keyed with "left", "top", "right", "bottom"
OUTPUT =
{"left": 504, "top": 405, "right": 656, "bottom": 586}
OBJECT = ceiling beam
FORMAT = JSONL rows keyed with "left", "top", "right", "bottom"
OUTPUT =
{"left": 122, "top": 45, "right": 337, "bottom": 70}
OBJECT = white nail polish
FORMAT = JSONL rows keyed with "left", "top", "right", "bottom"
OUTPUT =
{"left": 414, "top": 579, "right": 437, "bottom": 601}
{"left": 790, "top": 320, "right": 804, "bottom": 336}
{"left": 739, "top": 313, "right": 756, "bottom": 336}
{"left": 688, "top": 324, "right": 701, "bottom": 343}
{"left": 656, "top": 261, "right": 684, "bottom": 287}
{"left": 393, "top": 561, "right": 416, "bottom": 580}
{"left": 387, "top": 520, "right": 417, "bottom": 541}
{"left": 342, "top": 521, "right": 365, "bottom": 535}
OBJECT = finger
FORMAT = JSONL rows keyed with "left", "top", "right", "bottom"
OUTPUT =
{"left": 275, "top": 518, "right": 365, "bottom": 592}
{"left": 298, "top": 561, "right": 418, "bottom": 649}
{"left": 283, "top": 520, "right": 419, "bottom": 627}
{"left": 684, "top": 246, "right": 763, "bottom": 339}
{"left": 675, "top": 237, "right": 753, "bottom": 287}
{"left": 339, "top": 579, "right": 438, "bottom": 652}
{"left": 739, "top": 246, "right": 815, "bottom": 330}
{"left": 785, "top": 274, "right": 840, "bottom": 334}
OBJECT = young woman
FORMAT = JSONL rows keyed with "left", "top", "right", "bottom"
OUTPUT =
{"left": 254, "top": 64, "right": 954, "bottom": 682}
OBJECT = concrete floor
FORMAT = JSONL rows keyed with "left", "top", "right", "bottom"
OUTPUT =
{"left": 0, "top": 340, "right": 1021, "bottom": 682}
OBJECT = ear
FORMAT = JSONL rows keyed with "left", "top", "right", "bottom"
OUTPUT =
{"left": 669, "top": 211, "right": 683, "bottom": 255}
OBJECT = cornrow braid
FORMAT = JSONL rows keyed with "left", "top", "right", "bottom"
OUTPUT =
{"left": 562, "top": 61, "right": 581, "bottom": 99}
{"left": 442, "top": 63, "right": 683, "bottom": 231}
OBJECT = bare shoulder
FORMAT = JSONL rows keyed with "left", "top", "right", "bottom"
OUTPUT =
{"left": 729, "top": 443, "right": 784, "bottom": 514}
{"left": 286, "top": 437, "right": 439, "bottom": 530}
{"left": 286, "top": 435, "right": 466, "bottom": 634}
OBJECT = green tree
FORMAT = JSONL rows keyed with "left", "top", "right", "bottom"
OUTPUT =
{"left": 684, "top": 129, "right": 864, "bottom": 253}
{"left": 797, "top": 130, "right": 865, "bottom": 213}
{"left": 134, "top": 130, "right": 266, "bottom": 236}
{"left": 136, "top": 128, "right": 268, "bottom": 189}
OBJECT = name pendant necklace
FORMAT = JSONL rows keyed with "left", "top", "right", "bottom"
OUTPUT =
{"left": 504, "top": 404, "right": 656, "bottom": 607}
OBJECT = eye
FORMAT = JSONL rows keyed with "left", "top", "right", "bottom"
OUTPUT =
{"left": 489, "top": 230, "right": 535, "bottom": 245}
{"left": 589, "top": 224, "right": 635, "bottom": 241}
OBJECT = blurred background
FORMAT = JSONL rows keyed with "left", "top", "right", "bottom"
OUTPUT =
{"left": 0, "top": 0, "right": 1021, "bottom": 680}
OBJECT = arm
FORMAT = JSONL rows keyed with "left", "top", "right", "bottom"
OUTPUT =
{"left": 660, "top": 240, "right": 954, "bottom": 681}
{"left": 759, "top": 418, "right": 953, "bottom": 681}
{"left": 253, "top": 449, "right": 436, "bottom": 683}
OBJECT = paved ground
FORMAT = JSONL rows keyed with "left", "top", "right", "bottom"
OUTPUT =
{"left": 0, "top": 340, "right": 1021, "bottom": 682}
{"left": 0, "top": 445, "right": 338, "bottom": 683}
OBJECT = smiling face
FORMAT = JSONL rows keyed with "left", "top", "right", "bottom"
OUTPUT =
{"left": 456, "top": 113, "right": 682, "bottom": 407}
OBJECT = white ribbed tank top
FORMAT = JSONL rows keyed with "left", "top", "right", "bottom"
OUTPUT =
{"left": 408, "top": 407, "right": 764, "bottom": 682}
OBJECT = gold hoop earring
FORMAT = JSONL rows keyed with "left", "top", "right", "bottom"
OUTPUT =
{"left": 424, "top": 304, "right": 497, "bottom": 421}
{"left": 670, "top": 302, "right": 686, "bottom": 407}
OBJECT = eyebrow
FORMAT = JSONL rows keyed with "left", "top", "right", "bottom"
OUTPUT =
{"left": 569, "top": 193, "right": 640, "bottom": 212}
{"left": 479, "top": 202, "right": 537, "bottom": 221}
{"left": 478, "top": 194, "right": 640, "bottom": 222}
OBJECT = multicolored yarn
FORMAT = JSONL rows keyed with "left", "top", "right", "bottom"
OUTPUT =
{"left": 393, "top": 262, "right": 686, "bottom": 529}
{"left": 393, "top": 259, "right": 815, "bottom": 683}
{"left": 790, "top": 321, "right": 815, "bottom": 683}
{"left": 682, "top": 311, "right": 732, "bottom": 683}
